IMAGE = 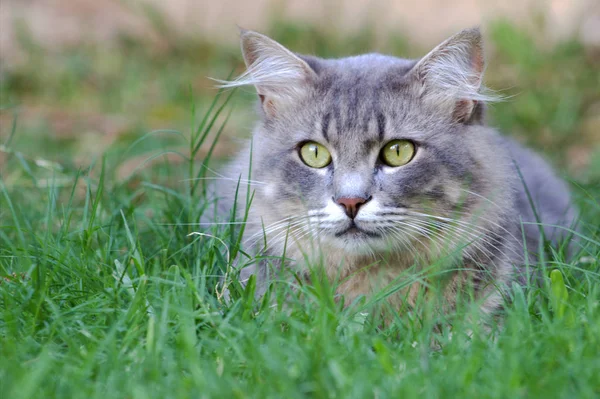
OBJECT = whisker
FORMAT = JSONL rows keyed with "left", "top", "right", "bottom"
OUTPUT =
{"left": 385, "top": 227, "right": 419, "bottom": 259}
{"left": 267, "top": 222, "right": 316, "bottom": 254}
{"left": 407, "top": 210, "right": 521, "bottom": 245}
{"left": 380, "top": 216, "right": 504, "bottom": 265}
{"left": 391, "top": 226, "right": 431, "bottom": 262}
{"left": 387, "top": 223, "right": 430, "bottom": 253}
{"left": 243, "top": 215, "right": 305, "bottom": 245}
{"left": 307, "top": 209, "right": 328, "bottom": 217}
{"left": 380, "top": 204, "right": 508, "bottom": 232}
{"left": 456, "top": 187, "right": 506, "bottom": 211}
{"left": 180, "top": 177, "right": 268, "bottom": 186}
{"left": 156, "top": 221, "right": 260, "bottom": 226}
{"left": 405, "top": 215, "right": 522, "bottom": 262}
{"left": 261, "top": 218, "right": 313, "bottom": 250}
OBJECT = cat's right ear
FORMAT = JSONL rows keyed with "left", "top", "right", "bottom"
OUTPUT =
{"left": 219, "top": 30, "right": 317, "bottom": 117}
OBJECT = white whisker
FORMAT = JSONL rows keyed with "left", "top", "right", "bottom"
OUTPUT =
{"left": 156, "top": 221, "right": 260, "bottom": 226}
{"left": 180, "top": 177, "right": 267, "bottom": 186}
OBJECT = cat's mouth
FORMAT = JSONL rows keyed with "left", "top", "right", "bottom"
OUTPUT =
{"left": 334, "top": 223, "right": 381, "bottom": 238}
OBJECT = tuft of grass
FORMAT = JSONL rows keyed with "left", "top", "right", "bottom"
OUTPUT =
{"left": 1, "top": 19, "right": 600, "bottom": 399}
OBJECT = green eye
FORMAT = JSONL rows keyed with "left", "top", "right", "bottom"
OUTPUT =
{"left": 380, "top": 140, "right": 415, "bottom": 167}
{"left": 299, "top": 142, "right": 332, "bottom": 168}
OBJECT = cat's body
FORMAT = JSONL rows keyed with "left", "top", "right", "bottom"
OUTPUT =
{"left": 211, "top": 28, "right": 576, "bottom": 315}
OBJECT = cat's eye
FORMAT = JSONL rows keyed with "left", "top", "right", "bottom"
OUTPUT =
{"left": 299, "top": 142, "right": 332, "bottom": 168}
{"left": 380, "top": 140, "right": 415, "bottom": 167}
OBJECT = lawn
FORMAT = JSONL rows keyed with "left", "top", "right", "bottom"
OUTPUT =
{"left": 1, "top": 19, "right": 600, "bottom": 398}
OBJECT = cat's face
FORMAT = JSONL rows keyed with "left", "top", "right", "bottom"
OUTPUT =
{"left": 226, "top": 29, "right": 501, "bottom": 255}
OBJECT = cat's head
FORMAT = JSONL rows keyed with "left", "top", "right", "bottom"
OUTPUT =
{"left": 223, "top": 28, "right": 509, "bottom": 255}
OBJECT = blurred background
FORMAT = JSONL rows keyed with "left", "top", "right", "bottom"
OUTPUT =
{"left": 1, "top": 0, "right": 599, "bottom": 188}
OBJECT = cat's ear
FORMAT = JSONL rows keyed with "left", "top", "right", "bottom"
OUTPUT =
{"left": 219, "top": 30, "right": 317, "bottom": 117}
{"left": 409, "top": 27, "right": 494, "bottom": 123}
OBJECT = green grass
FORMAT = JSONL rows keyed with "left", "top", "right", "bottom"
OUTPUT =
{"left": 1, "top": 19, "right": 600, "bottom": 398}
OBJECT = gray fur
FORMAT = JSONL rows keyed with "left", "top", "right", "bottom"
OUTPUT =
{"left": 211, "top": 28, "right": 577, "bottom": 315}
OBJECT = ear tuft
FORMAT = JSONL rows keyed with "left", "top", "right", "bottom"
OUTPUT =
{"left": 214, "top": 30, "right": 316, "bottom": 116}
{"left": 412, "top": 27, "right": 500, "bottom": 117}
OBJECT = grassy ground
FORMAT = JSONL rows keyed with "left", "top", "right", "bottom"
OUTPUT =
{"left": 1, "top": 19, "right": 600, "bottom": 398}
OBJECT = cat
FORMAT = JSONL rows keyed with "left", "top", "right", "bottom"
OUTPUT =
{"left": 209, "top": 27, "right": 577, "bottom": 317}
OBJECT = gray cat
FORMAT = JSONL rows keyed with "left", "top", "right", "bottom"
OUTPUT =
{"left": 211, "top": 27, "right": 577, "bottom": 316}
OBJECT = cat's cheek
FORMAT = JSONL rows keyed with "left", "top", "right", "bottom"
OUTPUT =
{"left": 262, "top": 183, "right": 276, "bottom": 200}
{"left": 443, "top": 182, "right": 463, "bottom": 204}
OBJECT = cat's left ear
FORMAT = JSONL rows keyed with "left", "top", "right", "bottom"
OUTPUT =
{"left": 220, "top": 29, "right": 317, "bottom": 117}
{"left": 409, "top": 27, "right": 493, "bottom": 123}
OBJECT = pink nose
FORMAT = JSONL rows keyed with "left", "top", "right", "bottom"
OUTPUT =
{"left": 336, "top": 197, "right": 369, "bottom": 219}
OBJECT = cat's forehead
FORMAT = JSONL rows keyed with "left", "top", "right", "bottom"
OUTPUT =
{"left": 312, "top": 53, "right": 416, "bottom": 79}
{"left": 299, "top": 54, "right": 423, "bottom": 143}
